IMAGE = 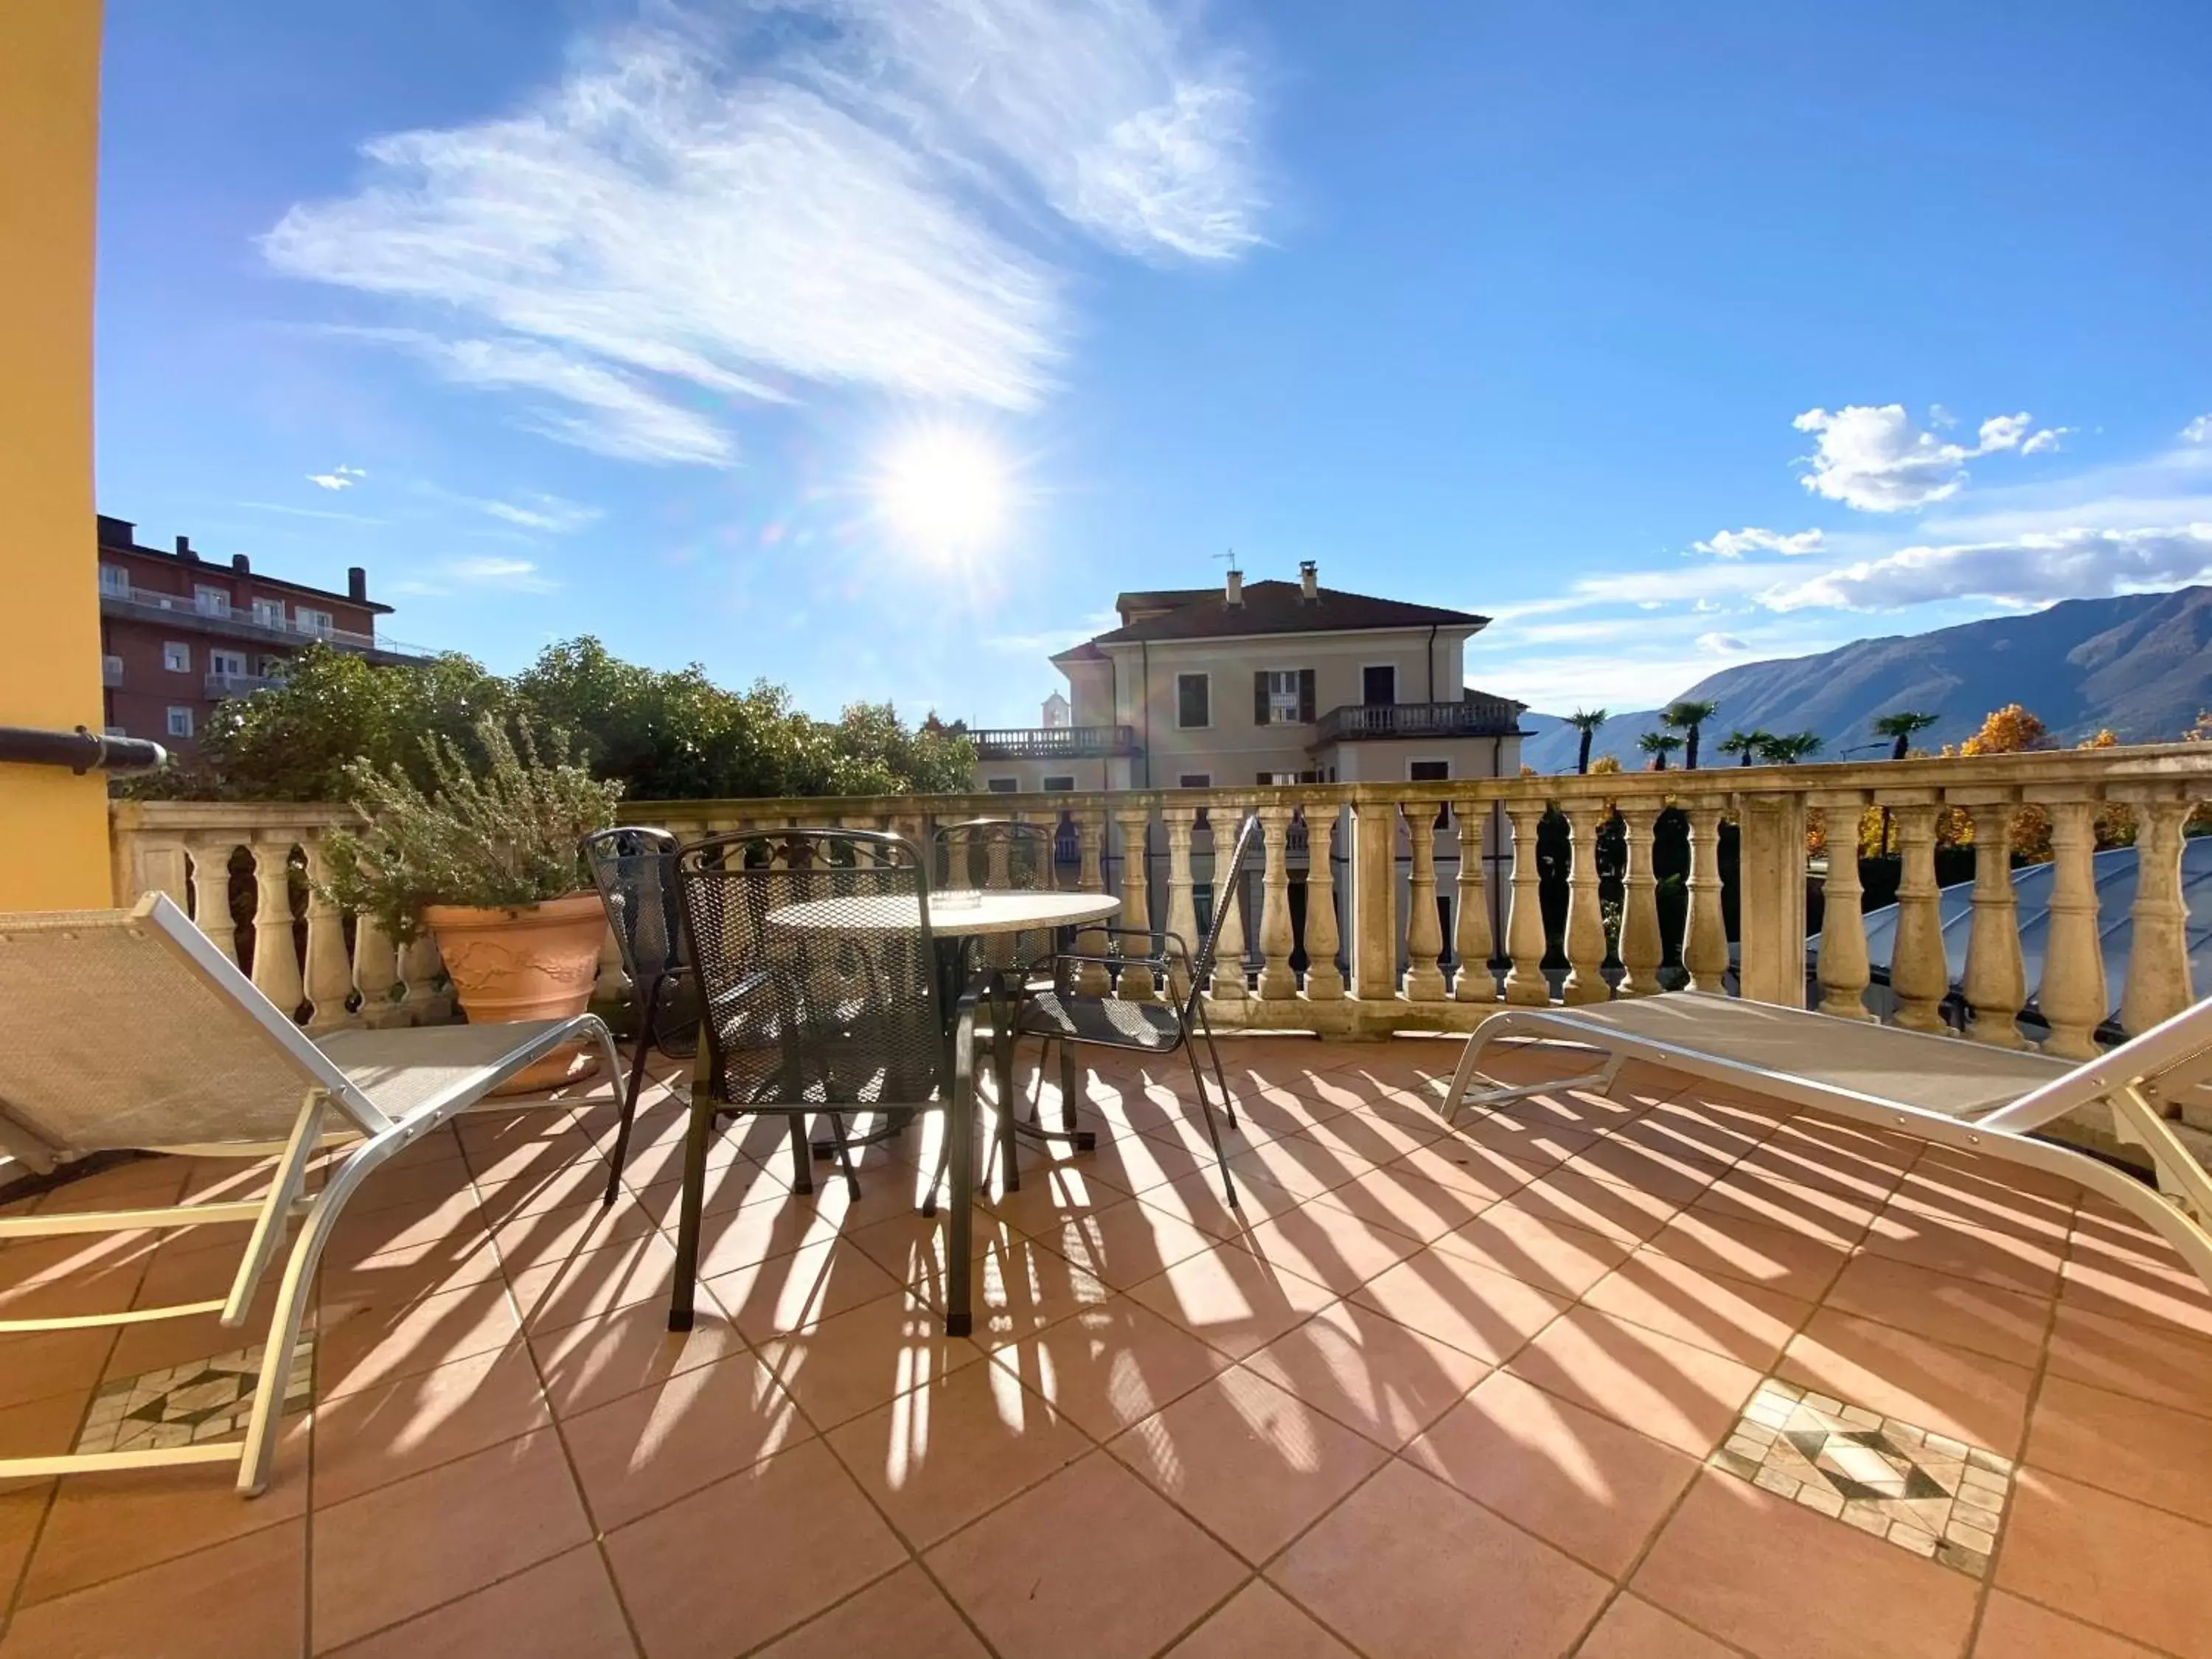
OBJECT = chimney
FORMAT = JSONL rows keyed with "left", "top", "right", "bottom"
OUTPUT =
{"left": 231, "top": 553, "right": 251, "bottom": 574}
{"left": 1299, "top": 560, "right": 1318, "bottom": 602}
{"left": 347, "top": 566, "right": 369, "bottom": 603}
{"left": 175, "top": 535, "right": 196, "bottom": 561}
{"left": 1225, "top": 568, "right": 1243, "bottom": 607}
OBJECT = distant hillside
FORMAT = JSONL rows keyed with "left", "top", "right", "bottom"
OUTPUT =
{"left": 1515, "top": 585, "right": 2212, "bottom": 773}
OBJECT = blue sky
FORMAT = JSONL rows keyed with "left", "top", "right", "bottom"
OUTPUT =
{"left": 96, "top": 0, "right": 2212, "bottom": 726}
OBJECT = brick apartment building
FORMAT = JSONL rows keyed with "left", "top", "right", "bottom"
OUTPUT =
{"left": 96, "top": 515, "right": 431, "bottom": 747}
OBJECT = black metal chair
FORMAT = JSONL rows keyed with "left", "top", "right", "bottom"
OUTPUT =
{"left": 933, "top": 817, "right": 1060, "bottom": 997}
{"left": 581, "top": 826, "right": 700, "bottom": 1208}
{"left": 667, "top": 827, "right": 984, "bottom": 1337}
{"left": 1006, "top": 810, "right": 1262, "bottom": 1206}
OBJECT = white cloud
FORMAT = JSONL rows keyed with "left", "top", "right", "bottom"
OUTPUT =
{"left": 470, "top": 492, "right": 602, "bottom": 534}
{"left": 448, "top": 555, "right": 560, "bottom": 593}
{"left": 1695, "top": 631, "right": 1749, "bottom": 654}
{"left": 2183, "top": 414, "right": 2212, "bottom": 445}
{"left": 263, "top": 2, "right": 1262, "bottom": 463}
{"left": 1691, "top": 526, "right": 1825, "bottom": 559}
{"left": 1792, "top": 404, "right": 2061, "bottom": 512}
{"left": 2020, "top": 426, "right": 2070, "bottom": 456}
{"left": 1763, "top": 524, "right": 2212, "bottom": 612}
{"left": 307, "top": 465, "right": 367, "bottom": 490}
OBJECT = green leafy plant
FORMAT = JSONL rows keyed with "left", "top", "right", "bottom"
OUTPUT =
{"left": 318, "top": 714, "right": 625, "bottom": 944}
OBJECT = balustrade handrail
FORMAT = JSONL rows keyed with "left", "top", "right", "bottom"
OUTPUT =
{"left": 1312, "top": 698, "right": 1525, "bottom": 744}
{"left": 967, "top": 723, "right": 1138, "bottom": 759}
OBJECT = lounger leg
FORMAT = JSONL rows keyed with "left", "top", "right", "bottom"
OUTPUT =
{"left": 222, "top": 1090, "right": 325, "bottom": 1327}
{"left": 236, "top": 1231, "right": 319, "bottom": 1496}
{"left": 667, "top": 1096, "right": 717, "bottom": 1334}
{"left": 602, "top": 978, "right": 663, "bottom": 1208}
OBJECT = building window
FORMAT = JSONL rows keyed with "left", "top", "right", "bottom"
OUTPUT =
{"left": 1363, "top": 664, "right": 1397, "bottom": 706}
{"left": 1175, "top": 672, "right": 1210, "bottom": 729}
{"left": 1258, "top": 771, "right": 1299, "bottom": 785}
{"left": 252, "top": 597, "right": 284, "bottom": 627}
{"left": 1178, "top": 773, "right": 1212, "bottom": 789}
{"left": 210, "top": 650, "right": 248, "bottom": 680}
{"left": 296, "top": 607, "right": 335, "bottom": 638}
{"left": 987, "top": 778, "right": 1019, "bottom": 793}
{"left": 99, "top": 565, "right": 130, "bottom": 597}
{"left": 1409, "top": 760, "right": 1450, "bottom": 782}
{"left": 1256, "top": 669, "right": 1315, "bottom": 725}
{"left": 194, "top": 585, "right": 231, "bottom": 618}
{"left": 1041, "top": 775, "right": 1076, "bottom": 792}
{"left": 161, "top": 641, "right": 191, "bottom": 672}
{"left": 165, "top": 706, "right": 194, "bottom": 739}
{"left": 259, "top": 655, "right": 290, "bottom": 678}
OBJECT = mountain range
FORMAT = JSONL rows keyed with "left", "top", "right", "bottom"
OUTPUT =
{"left": 1514, "top": 584, "right": 2212, "bottom": 774}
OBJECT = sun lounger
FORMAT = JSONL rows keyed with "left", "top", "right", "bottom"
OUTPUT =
{"left": 0, "top": 894, "right": 619, "bottom": 1495}
{"left": 1438, "top": 991, "right": 2212, "bottom": 1292}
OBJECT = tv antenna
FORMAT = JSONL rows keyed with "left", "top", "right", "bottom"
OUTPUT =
{"left": 1211, "top": 548, "right": 1242, "bottom": 577}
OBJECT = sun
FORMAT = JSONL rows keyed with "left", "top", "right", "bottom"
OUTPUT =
{"left": 872, "top": 427, "right": 1010, "bottom": 557}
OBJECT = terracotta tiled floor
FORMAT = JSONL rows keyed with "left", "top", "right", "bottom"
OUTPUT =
{"left": 3, "top": 1034, "right": 2211, "bottom": 1658}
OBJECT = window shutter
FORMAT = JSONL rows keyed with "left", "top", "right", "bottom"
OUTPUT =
{"left": 1298, "top": 668, "right": 1315, "bottom": 723}
{"left": 1253, "top": 672, "right": 1270, "bottom": 725}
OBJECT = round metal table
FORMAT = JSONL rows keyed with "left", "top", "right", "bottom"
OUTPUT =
{"left": 762, "top": 889, "right": 1119, "bottom": 938}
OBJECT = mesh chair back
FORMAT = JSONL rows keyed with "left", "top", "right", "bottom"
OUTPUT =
{"left": 1183, "top": 810, "right": 1263, "bottom": 1022}
{"left": 677, "top": 828, "right": 944, "bottom": 1111}
{"left": 582, "top": 826, "right": 686, "bottom": 984}
{"left": 0, "top": 897, "right": 371, "bottom": 1165}
{"left": 934, "top": 818, "right": 1056, "bottom": 976}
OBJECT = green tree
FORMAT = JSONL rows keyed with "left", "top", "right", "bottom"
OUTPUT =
{"left": 1660, "top": 698, "right": 1720, "bottom": 769}
{"left": 1872, "top": 710, "right": 1940, "bottom": 760}
{"left": 1637, "top": 730, "right": 1685, "bottom": 771}
{"left": 1565, "top": 709, "right": 1608, "bottom": 775}
{"left": 1716, "top": 728, "right": 1773, "bottom": 766}
{"left": 1757, "top": 731, "right": 1824, "bottom": 765}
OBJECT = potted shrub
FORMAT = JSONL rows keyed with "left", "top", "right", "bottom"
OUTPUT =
{"left": 321, "top": 715, "right": 625, "bottom": 1092}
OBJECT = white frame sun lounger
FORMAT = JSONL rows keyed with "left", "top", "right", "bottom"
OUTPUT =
{"left": 1438, "top": 990, "right": 2212, "bottom": 1293}
{"left": 0, "top": 894, "right": 619, "bottom": 1495}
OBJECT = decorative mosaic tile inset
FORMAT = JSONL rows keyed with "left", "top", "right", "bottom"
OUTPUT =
{"left": 74, "top": 1339, "right": 314, "bottom": 1455}
{"left": 1708, "top": 1377, "right": 2013, "bottom": 1577}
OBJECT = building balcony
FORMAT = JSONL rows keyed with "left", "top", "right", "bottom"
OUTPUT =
{"left": 99, "top": 585, "right": 436, "bottom": 664}
{"left": 970, "top": 723, "right": 1138, "bottom": 759}
{"left": 29, "top": 745, "right": 2212, "bottom": 1654}
{"left": 1311, "top": 693, "right": 1524, "bottom": 745}
{"left": 204, "top": 670, "right": 282, "bottom": 698}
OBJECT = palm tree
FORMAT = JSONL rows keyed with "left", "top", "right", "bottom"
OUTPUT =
{"left": 1661, "top": 698, "right": 1720, "bottom": 769}
{"left": 1565, "top": 708, "right": 1608, "bottom": 774}
{"left": 1716, "top": 728, "right": 1774, "bottom": 766}
{"left": 1756, "top": 730, "right": 1823, "bottom": 765}
{"left": 1872, "top": 710, "right": 1940, "bottom": 761}
{"left": 1637, "top": 730, "right": 1685, "bottom": 771}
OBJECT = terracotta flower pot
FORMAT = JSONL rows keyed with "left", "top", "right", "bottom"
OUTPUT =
{"left": 422, "top": 891, "right": 608, "bottom": 1096}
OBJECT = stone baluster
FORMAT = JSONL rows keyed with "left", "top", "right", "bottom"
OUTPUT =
{"left": 1208, "top": 807, "right": 1251, "bottom": 1004}
{"left": 1303, "top": 807, "right": 1346, "bottom": 1001}
{"left": 2035, "top": 796, "right": 2107, "bottom": 1060}
{"left": 299, "top": 838, "right": 357, "bottom": 1032}
{"left": 1113, "top": 806, "right": 1156, "bottom": 1001}
{"left": 1072, "top": 805, "right": 1110, "bottom": 995}
{"left": 1349, "top": 800, "right": 1399, "bottom": 1004}
{"left": 1161, "top": 805, "right": 1200, "bottom": 1004}
{"left": 1681, "top": 802, "right": 1729, "bottom": 995}
{"left": 1735, "top": 794, "right": 1808, "bottom": 1007}
{"left": 1808, "top": 796, "right": 1874, "bottom": 1020}
{"left": 984, "top": 827, "right": 1012, "bottom": 890}
{"left": 1502, "top": 801, "right": 1551, "bottom": 1006}
{"left": 187, "top": 838, "right": 240, "bottom": 969}
{"left": 1255, "top": 804, "right": 1298, "bottom": 1000}
{"left": 594, "top": 922, "right": 627, "bottom": 1004}
{"left": 2118, "top": 789, "right": 2194, "bottom": 1037}
{"left": 1450, "top": 799, "right": 1495, "bottom": 1001}
{"left": 1399, "top": 801, "right": 1447, "bottom": 1001}
{"left": 352, "top": 912, "right": 402, "bottom": 1026}
{"left": 397, "top": 931, "right": 445, "bottom": 1024}
{"left": 1958, "top": 796, "right": 2027, "bottom": 1047}
{"left": 248, "top": 838, "right": 305, "bottom": 1023}
{"left": 135, "top": 838, "right": 191, "bottom": 911}
{"left": 1560, "top": 803, "right": 1610, "bottom": 1005}
{"left": 1615, "top": 803, "right": 1665, "bottom": 998}
{"left": 1885, "top": 799, "right": 1948, "bottom": 1034}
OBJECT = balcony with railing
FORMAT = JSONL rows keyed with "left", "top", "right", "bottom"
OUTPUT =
{"left": 204, "top": 670, "right": 285, "bottom": 698}
{"left": 969, "top": 723, "right": 1139, "bottom": 759}
{"left": 1311, "top": 693, "right": 1524, "bottom": 745}
{"left": 99, "top": 583, "right": 436, "bottom": 662}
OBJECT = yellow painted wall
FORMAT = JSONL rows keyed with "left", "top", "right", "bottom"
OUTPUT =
{"left": 0, "top": 2, "right": 111, "bottom": 911}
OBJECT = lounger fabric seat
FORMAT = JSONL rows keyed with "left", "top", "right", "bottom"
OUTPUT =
{"left": 1441, "top": 990, "right": 2212, "bottom": 1293}
{"left": 0, "top": 894, "right": 619, "bottom": 1496}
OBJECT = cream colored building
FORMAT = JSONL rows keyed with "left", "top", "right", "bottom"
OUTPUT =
{"left": 970, "top": 563, "right": 1526, "bottom": 794}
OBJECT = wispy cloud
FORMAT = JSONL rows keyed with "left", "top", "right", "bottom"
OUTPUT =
{"left": 234, "top": 499, "right": 386, "bottom": 524}
{"left": 1792, "top": 404, "right": 2064, "bottom": 512}
{"left": 467, "top": 491, "right": 602, "bottom": 534}
{"left": 1695, "top": 631, "right": 1750, "bottom": 654}
{"left": 262, "top": 1, "right": 1263, "bottom": 463}
{"left": 2183, "top": 414, "right": 2212, "bottom": 445}
{"left": 395, "top": 555, "right": 562, "bottom": 598}
{"left": 307, "top": 464, "right": 367, "bottom": 491}
{"left": 1691, "top": 526, "right": 1824, "bottom": 559}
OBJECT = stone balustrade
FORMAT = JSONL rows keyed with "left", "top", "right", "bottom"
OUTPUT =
{"left": 106, "top": 748, "right": 2212, "bottom": 1103}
